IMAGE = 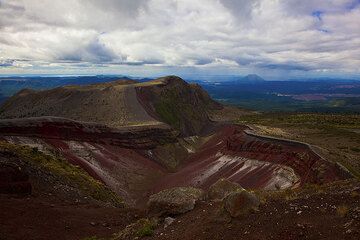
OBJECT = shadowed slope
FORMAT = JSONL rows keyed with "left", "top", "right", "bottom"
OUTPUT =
{"left": 136, "top": 76, "right": 222, "bottom": 136}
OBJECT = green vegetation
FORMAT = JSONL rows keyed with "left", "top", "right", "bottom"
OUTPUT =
{"left": 155, "top": 91, "right": 181, "bottom": 129}
{"left": 0, "top": 141, "right": 124, "bottom": 207}
{"left": 237, "top": 112, "right": 360, "bottom": 129}
{"left": 154, "top": 86, "right": 204, "bottom": 132}
{"left": 237, "top": 112, "right": 360, "bottom": 178}
{"left": 82, "top": 218, "right": 157, "bottom": 240}
{"left": 135, "top": 219, "right": 156, "bottom": 237}
{"left": 81, "top": 237, "right": 106, "bottom": 240}
{"left": 112, "top": 218, "right": 157, "bottom": 240}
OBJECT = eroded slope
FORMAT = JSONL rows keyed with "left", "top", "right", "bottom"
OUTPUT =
{"left": 152, "top": 125, "right": 351, "bottom": 194}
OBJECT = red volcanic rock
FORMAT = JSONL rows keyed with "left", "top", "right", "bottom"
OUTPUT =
{"left": 3, "top": 136, "right": 167, "bottom": 206}
{"left": 0, "top": 117, "right": 172, "bottom": 205}
{"left": 0, "top": 117, "right": 178, "bottom": 149}
{"left": 152, "top": 125, "right": 352, "bottom": 194}
{"left": 0, "top": 163, "right": 32, "bottom": 195}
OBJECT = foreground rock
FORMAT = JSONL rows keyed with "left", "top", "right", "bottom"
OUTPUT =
{"left": 223, "top": 190, "right": 260, "bottom": 218}
{"left": 208, "top": 178, "right": 244, "bottom": 201}
{"left": 148, "top": 187, "right": 204, "bottom": 215}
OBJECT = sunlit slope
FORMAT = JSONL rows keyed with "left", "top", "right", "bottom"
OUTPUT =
{"left": 0, "top": 79, "right": 160, "bottom": 128}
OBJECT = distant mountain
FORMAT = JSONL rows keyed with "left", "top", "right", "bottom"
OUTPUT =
{"left": 241, "top": 74, "right": 265, "bottom": 82}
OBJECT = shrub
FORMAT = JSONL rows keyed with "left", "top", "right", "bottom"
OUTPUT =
{"left": 113, "top": 218, "right": 157, "bottom": 240}
{"left": 136, "top": 219, "right": 156, "bottom": 237}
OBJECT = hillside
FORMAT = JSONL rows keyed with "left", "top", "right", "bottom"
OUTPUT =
{"left": 0, "top": 79, "right": 158, "bottom": 128}
{"left": 0, "top": 76, "right": 221, "bottom": 136}
{"left": 136, "top": 76, "right": 222, "bottom": 136}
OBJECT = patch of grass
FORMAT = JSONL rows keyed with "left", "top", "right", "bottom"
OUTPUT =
{"left": 155, "top": 97, "right": 181, "bottom": 129}
{"left": 237, "top": 112, "right": 360, "bottom": 129}
{"left": 81, "top": 237, "right": 106, "bottom": 240}
{"left": 0, "top": 141, "right": 124, "bottom": 207}
{"left": 113, "top": 218, "right": 157, "bottom": 240}
{"left": 154, "top": 85, "right": 205, "bottom": 133}
{"left": 255, "top": 188, "right": 299, "bottom": 202}
{"left": 135, "top": 219, "right": 156, "bottom": 237}
{"left": 256, "top": 182, "right": 336, "bottom": 202}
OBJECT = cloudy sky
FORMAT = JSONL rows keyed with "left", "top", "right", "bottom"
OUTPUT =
{"left": 0, "top": 0, "right": 360, "bottom": 79}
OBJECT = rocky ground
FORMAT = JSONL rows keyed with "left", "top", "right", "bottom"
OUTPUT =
{"left": 1, "top": 179, "right": 359, "bottom": 240}
{"left": 149, "top": 180, "right": 360, "bottom": 240}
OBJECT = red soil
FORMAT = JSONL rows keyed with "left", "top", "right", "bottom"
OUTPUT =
{"left": 0, "top": 119, "right": 353, "bottom": 206}
{"left": 152, "top": 125, "right": 351, "bottom": 193}
{"left": 0, "top": 117, "right": 177, "bottom": 149}
{"left": 13, "top": 136, "right": 166, "bottom": 205}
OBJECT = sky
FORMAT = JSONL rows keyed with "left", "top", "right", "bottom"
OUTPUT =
{"left": 0, "top": 0, "right": 360, "bottom": 79}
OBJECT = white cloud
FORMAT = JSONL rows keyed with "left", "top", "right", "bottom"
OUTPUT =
{"left": 0, "top": 0, "right": 359, "bottom": 78}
